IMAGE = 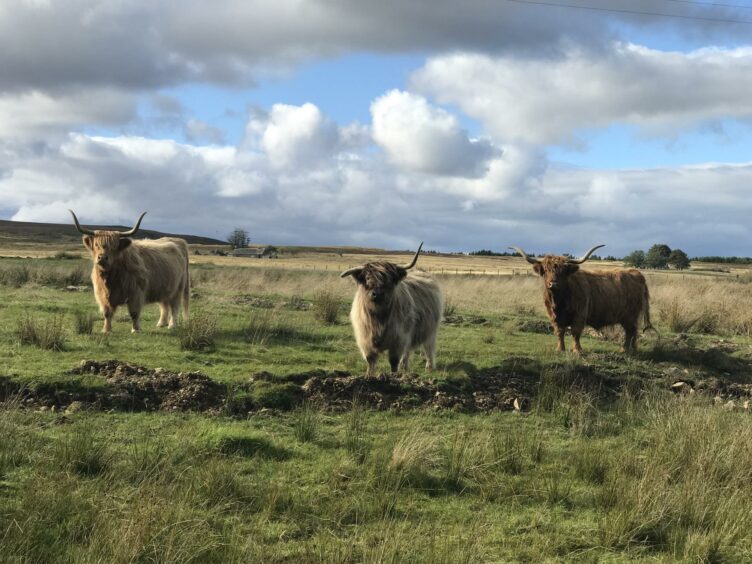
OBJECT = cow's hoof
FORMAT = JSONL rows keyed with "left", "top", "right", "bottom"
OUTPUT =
{"left": 131, "top": 328, "right": 141, "bottom": 334}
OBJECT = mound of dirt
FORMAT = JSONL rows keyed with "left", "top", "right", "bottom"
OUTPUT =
{"left": 5, "top": 338, "right": 752, "bottom": 416}
{"left": 0, "top": 361, "right": 228, "bottom": 413}
{"left": 300, "top": 359, "right": 539, "bottom": 413}
{"left": 71, "top": 360, "right": 227, "bottom": 412}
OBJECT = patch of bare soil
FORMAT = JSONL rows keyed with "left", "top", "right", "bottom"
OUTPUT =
{"left": 0, "top": 361, "right": 226, "bottom": 413}
{"left": 3, "top": 339, "right": 752, "bottom": 415}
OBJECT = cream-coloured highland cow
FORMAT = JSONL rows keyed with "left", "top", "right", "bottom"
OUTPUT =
{"left": 70, "top": 210, "right": 190, "bottom": 333}
{"left": 341, "top": 243, "right": 443, "bottom": 376}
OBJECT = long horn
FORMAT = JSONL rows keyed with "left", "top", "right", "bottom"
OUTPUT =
{"left": 403, "top": 242, "right": 423, "bottom": 270}
{"left": 119, "top": 212, "right": 147, "bottom": 237}
{"left": 508, "top": 246, "right": 539, "bottom": 264}
{"left": 569, "top": 244, "right": 605, "bottom": 264}
{"left": 69, "top": 209, "right": 95, "bottom": 236}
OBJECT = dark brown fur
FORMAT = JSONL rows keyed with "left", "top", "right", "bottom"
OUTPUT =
{"left": 532, "top": 255, "right": 652, "bottom": 353}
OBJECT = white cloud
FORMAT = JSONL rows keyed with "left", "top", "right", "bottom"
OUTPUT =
{"left": 411, "top": 44, "right": 752, "bottom": 145}
{"left": 371, "top": 90, "right": 499, "bottom": 177}
{"left": 256, "top": 103, "right": 342, "bottom": 169}
{"left": 0, "top": 89, "right": 135, "bottom": 139}
{"left": 4, "top": 119, "right": 752, "bottom": 256}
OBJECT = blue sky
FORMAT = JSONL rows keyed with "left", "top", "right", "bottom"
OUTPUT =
{"left": 3, "top": 0, "right": 752, "bottom": 255}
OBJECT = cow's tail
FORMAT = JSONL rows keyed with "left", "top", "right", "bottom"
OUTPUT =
{"left": 182, "top": 251, "right": 190, "bottom": 322}
{"left": 641, "top": 283, "right": 658, "bottom": 335}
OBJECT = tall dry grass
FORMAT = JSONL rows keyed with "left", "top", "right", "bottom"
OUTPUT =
{"left": 196, "top": 265, "right": 752, "bottom": 336}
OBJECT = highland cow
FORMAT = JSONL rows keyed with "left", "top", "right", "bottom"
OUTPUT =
{"left": 70, "top": 210, "right": 190, "bottom": 333}
{"left": 341, "top": 243, "right": 443, "bottom": 376}
{"left": 510, "top": 244, "right": 652, "bottom": 353}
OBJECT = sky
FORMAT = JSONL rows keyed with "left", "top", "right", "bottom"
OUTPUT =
{"left": 2, "top": 0, "right": 752, "bottom": 256}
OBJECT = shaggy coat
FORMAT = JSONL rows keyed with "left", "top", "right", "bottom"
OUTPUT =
{"left": 342, "top": 251, "right": 443, "bottom": 376}
{"left": 513, "top": 247, "right": 652, "bottom": 353}
{"left": 72, "top": 211, "right": 190, "bottom": 333}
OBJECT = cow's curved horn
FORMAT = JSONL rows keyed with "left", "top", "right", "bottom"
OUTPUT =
{"left": 69, "top": 209, "right": 95, "bottom": 236}
{"left": 340, "top": 267, "right": 362, "bottom": 278}
{"left": 403, "top": 242, "right": 423, "bottom": 270}
{"left": 508, "top": 246, "right": 539, "bottom": 264}
{"left": 568, "top": 244, "right": 605, "bottom": 264}
{"left": 119, "top": 212, "right": 147, "bottom": 237}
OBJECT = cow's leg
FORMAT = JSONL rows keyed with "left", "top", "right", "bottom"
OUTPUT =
{"left": 365, "top": 351, "right": 379, "bottom": 377}
{"left": 399, "top": 351, "right": 410, "bottom": 373}
{"left": 388, "top": 349, "right": 401, "bottom": 375}
{"left": 127, "top": 296, "right": 143, "bottom": 333}
{"left": 554, "top": 326, "right": 566, "bottom": 352}
{"left": 102, "top": 306, "right": 114, "bottom": 333}
{"left": 167, "top": 292, "right": 183, "bottom": 329}
{"left": 623, "top": 323, "right": 638, "bottom": 353}
{"left": 571, "top": 324, "right": 584, "bottom": 353}
{"left": 157, "top": 303, "right": 169, "bottom": 328}
{"left": 423, "top": 339, "right": 436, "bottom": 372}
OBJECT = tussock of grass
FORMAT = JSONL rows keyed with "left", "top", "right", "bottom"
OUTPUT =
{"left": 74, "top": 310, "right": 95, "bottom": 335}
{"left": 344, "top": 401, "right": 370, "bottom": 463}
{"left": 312, "top": 288, "right": 340, "bottom": 324}
{"left": 0, "top": 262, "right": 89, "bottom": 288}
{"left": 177, "top": 312, "right": 217, "bottom": 352}
{"left": 55, "top": 427, "right": 111, "bottom": 477}
{"left": 292, "top": 402, "right": 319, "bottom": 443}
{"left": 15, "top": 313, "right": 67, "bottom": 351}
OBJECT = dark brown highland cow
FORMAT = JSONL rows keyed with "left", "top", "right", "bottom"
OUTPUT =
{"left": 341, "top": 243, "right": 443, "bottom": 376}
{"left": 510, "top": 245, "right": 653, "bottom": 353}
{"left": 70, "top": 210, "right": 190, "bottom": 334}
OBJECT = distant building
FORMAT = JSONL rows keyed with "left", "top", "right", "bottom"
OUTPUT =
{"left": 231, "top": 246, "right": 279, "bottom": 259}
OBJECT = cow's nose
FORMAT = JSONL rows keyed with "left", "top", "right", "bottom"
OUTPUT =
{"left": 548, "top": 281, "right": 557, "bottom": 289}
{"left": 371, "top": 290, "right": 380, "bottom": 299}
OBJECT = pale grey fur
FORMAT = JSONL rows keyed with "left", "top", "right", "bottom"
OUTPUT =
{"left": 349, "top": 270, "right": 443, "bottom": 376}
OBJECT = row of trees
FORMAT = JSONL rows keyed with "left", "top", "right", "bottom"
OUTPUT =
{"left": 231, "top": 234, "right": 691, "bottom": 270}
{"left": 623, "top": 244, "right": 690, "bottom": 270}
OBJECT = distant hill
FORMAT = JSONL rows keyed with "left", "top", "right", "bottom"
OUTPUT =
{"left": 0, "top": 219, "right": 227, "bottom": 246}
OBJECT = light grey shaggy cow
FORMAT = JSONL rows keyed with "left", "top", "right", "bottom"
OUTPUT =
{"left": 341, "top": 243, "right": 443, "bottom": 376}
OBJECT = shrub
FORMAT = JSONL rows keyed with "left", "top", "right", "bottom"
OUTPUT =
{"left": 0, "top": 265, "right": 30, "bottom": 287}
{"left": 15, "top": 313, "right": 66, "bottom": 351}
{"left": 53, "top": 251, "right": 81, "bottom": 260}
{"left": 177, "top": 313, "right": 217, "bottom": 352}
{"left": 64, "top": 267, "right": 88, "bottom": 287}
{"left": 443, "top": 300, "right": 457, "bottom": 318}
{"left": 312, "top": 288, "right": 340, "bottom": 324}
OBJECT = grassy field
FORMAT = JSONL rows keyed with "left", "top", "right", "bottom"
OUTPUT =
{"left": 2, "top": 249, "right": 752, "bottom": 562}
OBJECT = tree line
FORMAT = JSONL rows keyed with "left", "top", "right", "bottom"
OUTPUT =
{"left": 623, "top": 244, "right": 690, "bottom": 270}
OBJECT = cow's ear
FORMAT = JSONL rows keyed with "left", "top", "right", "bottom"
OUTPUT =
{"left": 533, "top": 263, "right": 544, "bottom": 276}
{"left": 565, "top": 264, "right": 579, "bottom": 275}
{"left": 82, "top": 235, "right": 93, "bottom": 251}
{"left": 118, "top": 237, "right": 132, "bottom": 252}
{"left": 395, "top": 267, "right": 408, "bottom": 283}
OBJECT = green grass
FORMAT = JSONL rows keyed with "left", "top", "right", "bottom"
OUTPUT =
{"left": 3, "top": 256, "right": 752, "bottom": 561}
{"left": 1, "top": 397, "right": 752, "bottom": 561}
